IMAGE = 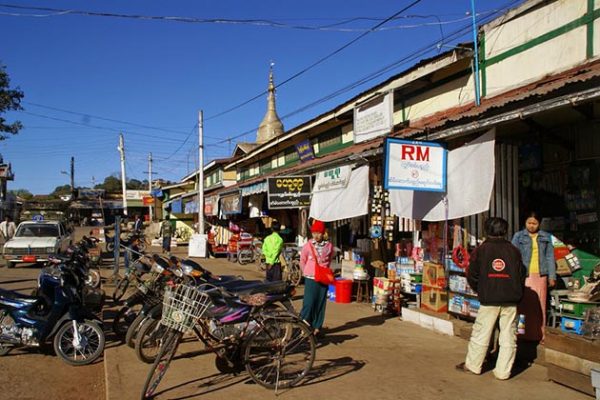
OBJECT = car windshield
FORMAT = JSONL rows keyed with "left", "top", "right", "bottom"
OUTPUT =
{"left": 15, "top": 224, "right": 59, "bottom": 238}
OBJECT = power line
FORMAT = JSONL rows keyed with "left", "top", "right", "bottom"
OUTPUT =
{"left": 215, "top": 0, "right": 521, "bottom": 145}
{"left": 18, "top": 110, "right": 187, "bottom": 143}
{"left": 0, "top": 3, "right": 497, "bottom": 32}
{"left": 204, "top": 0, "right": 423, "bottom": 121}
{"left": 22, "top": 101, "right": 222, "bottom": 139}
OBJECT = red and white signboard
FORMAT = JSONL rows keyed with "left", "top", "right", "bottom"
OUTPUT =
{"left": 384, "top": 139, "right": 447, "bottom": 192}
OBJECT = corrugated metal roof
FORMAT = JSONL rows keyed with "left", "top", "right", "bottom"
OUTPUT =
{"left": 402, "top": 58, "right": 600, "bottom": 136}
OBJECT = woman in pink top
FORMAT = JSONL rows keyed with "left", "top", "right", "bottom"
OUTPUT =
{"left": 299, "top": 220, "right": 333, "bottom": 337}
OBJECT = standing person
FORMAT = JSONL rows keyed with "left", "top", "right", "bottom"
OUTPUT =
{"left": 134, "top": 214, "right": 143, "bottom": 233}
{"left": 160, "top": 217, "right": 172, "bottom": 255}
{"left": 0, "top": 216, "right": 16, "bottom": 243}
{"left": 262, "top": 221, "right": 284, "bottom": 282}
{"left": 456, "top": 217, "right": 526, "bottom": 380}
{"left": 512, "top": 211, "right": 556, "bottom": 342}
{"left": 299, "top": 220, "right": 333, "bottom": 337}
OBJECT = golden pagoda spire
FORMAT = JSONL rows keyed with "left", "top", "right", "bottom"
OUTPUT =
{"left": 257, "top": 63, "right": 284, "bottom": 144}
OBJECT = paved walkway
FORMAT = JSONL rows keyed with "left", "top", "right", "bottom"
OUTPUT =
{"left": 103, "top": 248, "right": 589, "bottom": 400}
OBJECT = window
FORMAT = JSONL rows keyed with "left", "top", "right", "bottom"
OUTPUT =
{"left": 284, "top": 148, "right": 299, "bottom": 164}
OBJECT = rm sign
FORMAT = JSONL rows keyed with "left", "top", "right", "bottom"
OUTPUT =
{"left": 384, "top": 138, "right": 447, "bottom": 192}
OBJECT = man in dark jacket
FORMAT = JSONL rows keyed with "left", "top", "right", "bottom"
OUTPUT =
{"left": 456, "top": 217, "right": 526, "bottom": 380}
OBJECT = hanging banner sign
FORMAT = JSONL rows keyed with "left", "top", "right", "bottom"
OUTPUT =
{"left": 126, "top": 190, "right": 150, "bottom": 200}
{"left": 295, "top": 139, "right": 315, "bottom": 163}
{"left": 314, "top": 165, "right": 352, "bottom": 192}
{"left": 353, "top": 92, "right": 393, "bottom": 143}
{"left": 267, "top": 176, "right": 312, "bottom": 209}
{"left": 142, "top": 196, "right": 154, "bottom": 205}
{"left": 384, "top": 138, "right": 447, "bottom": 192}
{"left": 204, "top": 195, "right": 218, "bottom": 216}
{"left": 220, "top": 192, "right": 242, "bottom": 215}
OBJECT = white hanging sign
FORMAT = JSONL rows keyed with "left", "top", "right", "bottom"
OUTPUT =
{"left": 384, "top": 139, "right": 447, "bottom": 192}
{"left": 314, "top": 165, "right": 352, "bottom": 192}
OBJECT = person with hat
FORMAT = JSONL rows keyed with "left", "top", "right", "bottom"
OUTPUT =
{"left": 299, "top": 219, "right": 333, "bottom": 337}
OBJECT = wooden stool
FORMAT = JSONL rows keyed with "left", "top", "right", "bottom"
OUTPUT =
{"left": 355, "top": 279, "right": 371, "bottom": 303}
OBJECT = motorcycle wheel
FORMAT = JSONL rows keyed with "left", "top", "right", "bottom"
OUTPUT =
{"left": 85, "top": 269, "right": 101, "bottom": 289}
{"left": 112, "top": 278, "right": 130, "bottom": 303}
{"left": 125, "top": 312, "right": 147, "bottom": 348}
{"left": 54, "top": 320, "right": 105, "bottom": 366}
{"left": 135, "top": 317, "right": 168, "bottom": 364}
{"left": 0, "top": 311, "right": 14, "bottom": 356}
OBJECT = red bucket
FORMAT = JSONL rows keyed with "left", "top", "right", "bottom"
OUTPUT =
{"left": 335, "top": 279, "right": 353, "bottom": 303}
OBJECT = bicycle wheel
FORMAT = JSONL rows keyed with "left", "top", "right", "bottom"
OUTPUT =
{"left": 135, "top": 317, "right": 168, "bottom": 364}
{"left": 112, "top": 278, "right": 130, "bottom": 303}
{"left": 112, "top": 303, "right": 142, "bottom": 337}
{"left": 289, "top": 261, "right": 302, "bottom": 286}
{"left": 244, "top": 317, "right": 315, "bottom": 390}
{"left": 141, "top": 328, "right": 182, "bottom": 399}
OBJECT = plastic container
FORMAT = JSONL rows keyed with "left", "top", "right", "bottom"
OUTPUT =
{"left": 327, "top": 283, "right": 336, "bottom": 302}
{"left": 335, "top": 279, "right": 353, "bottom": 303}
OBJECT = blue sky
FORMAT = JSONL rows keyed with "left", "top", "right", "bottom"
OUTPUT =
{"left": 0, "top": 0, "right": 521, "bottom": 194}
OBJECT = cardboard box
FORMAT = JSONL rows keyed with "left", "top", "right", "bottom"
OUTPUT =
{"left": 420, "top": 285, "right": 448, "bottom": 313}
{"left": 423, "top": 262, "right": 447, "bottom": 289}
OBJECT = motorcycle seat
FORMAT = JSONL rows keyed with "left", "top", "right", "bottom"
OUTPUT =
{"left": 225, "top": 280, "right": 288, "bottom": 296}
{"left": 0, "top": 288, "right": 39, "bottom": 304}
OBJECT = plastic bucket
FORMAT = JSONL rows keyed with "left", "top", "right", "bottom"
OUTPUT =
{"left": 335, "top": 279, "right": 353, "bottom": 303}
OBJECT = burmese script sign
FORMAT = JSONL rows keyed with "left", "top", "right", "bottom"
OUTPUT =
{"left": 267, "top": 176, "right": 312, "bottom": 209}
{"left": 384, "top": 138, "right": 447, "bottom": 192}
{"left": 314, "top": 165, "right": 352, "bottom": 192}
{"left": 295, "top": 139, "right": 315, "bottom": 163}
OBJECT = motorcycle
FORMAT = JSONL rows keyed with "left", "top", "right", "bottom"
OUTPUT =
{"left": 0, "top": 256, "right": 105, "bottom": 365}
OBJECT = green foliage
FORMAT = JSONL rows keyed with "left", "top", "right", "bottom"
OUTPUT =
{"left": 50, "top": 184, "right": 72, "bottom": 198}
{"left": 0, "top": 64, "right": 24, "bottom": 140}
{"left": 93, "top": 175, "right": 148, "bottom": 193}
{"left": 9, "top": 188, "right": 33, "bottom": 200}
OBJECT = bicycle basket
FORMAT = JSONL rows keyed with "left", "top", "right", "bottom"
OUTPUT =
{"left": 160, "top": 284, "right": 211, "bottom": 333}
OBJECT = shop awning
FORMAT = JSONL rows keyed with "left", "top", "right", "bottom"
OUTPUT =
{"left": 389, "top": 130, "right": 495, "bottom": 221}
{"left": 309, "top": 165, "right": 369, "bottom": 222}
{"left": 241, "top": 181, "right": 267, "bottom": 197}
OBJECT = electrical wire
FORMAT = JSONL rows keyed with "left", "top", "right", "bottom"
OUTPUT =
{"left": 210, "top": 0, "right": 522, "bottom": 145}
{"left": 204, "top": 0, "right": 423, "bottom": 121}
{"left": 0, "top": 3, "right": 499, "bottom": 32}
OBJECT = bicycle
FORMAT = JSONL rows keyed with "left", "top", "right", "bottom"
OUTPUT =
{"left": 141, "top": 283, "right": 315, "bottom": 398}
{"left": 281, "top": 246, "right": 302, "bottom": 286}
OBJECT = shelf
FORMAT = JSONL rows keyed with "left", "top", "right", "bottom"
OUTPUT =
{"left": 401, "top": 290, "right": 420, "bottom": 296}
{"left": 448, "top": 269, "right": 466, "bottom": 275}
{"left": 449, "top": 290, "right": 478, "bottom": 298}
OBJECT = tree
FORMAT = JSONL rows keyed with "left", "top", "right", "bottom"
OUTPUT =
{"left": 9, "top": 188, "right": 33, "bottom": 200}
{"left": 94, "top": 175, "right": 122, "bottom": 193}
{"left": 0, "top": 63, "right": 24, "bottom": 140}
{"left": 50, "top": 184, "right": 72, "bottom": 198}
{"left": 127, "top": 178, "right": 143, "bottom": 190}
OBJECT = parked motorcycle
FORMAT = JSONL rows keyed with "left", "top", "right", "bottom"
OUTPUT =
{"left": 0, "top": 256, "right": 105, "bottom": 365}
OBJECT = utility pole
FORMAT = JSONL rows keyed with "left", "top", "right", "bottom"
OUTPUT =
{"left": 70, "top": 156, "right": 75, "bottom": 195}
{"left": 148, "top": 153, "right": 153, "bottom": 222}
{"left": 198, "top": 110, "right": 205, "bottom": 236}
{"left": 118, "top": 133, "right": 128, "bottom": 216}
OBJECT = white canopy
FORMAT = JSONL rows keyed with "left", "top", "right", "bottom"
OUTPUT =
{"left": 389, "top": 129, "right": 496, "bottom": 221}
{"left": 309, "top": 165, "right": 369, "bottom": 222}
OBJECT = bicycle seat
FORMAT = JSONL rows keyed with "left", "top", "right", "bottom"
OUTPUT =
{"left": 225, "top": 280, "right": 289, "bottom": 296}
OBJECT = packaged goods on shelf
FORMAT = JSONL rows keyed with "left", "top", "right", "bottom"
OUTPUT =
{"left": 423, "top": 262, "right": 447, "bottom": 289}
{"left": 421, "top": 285, "right": 448, "bottom": 313}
